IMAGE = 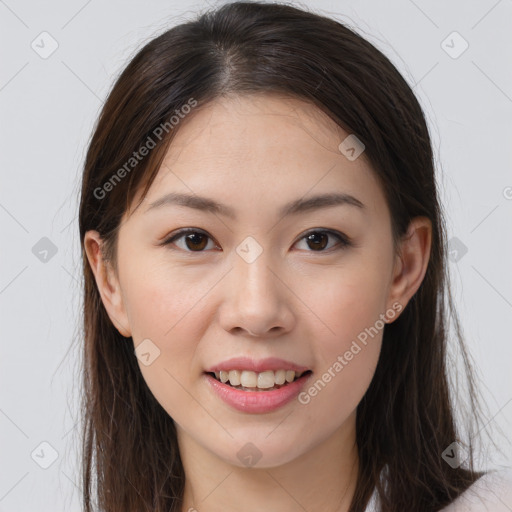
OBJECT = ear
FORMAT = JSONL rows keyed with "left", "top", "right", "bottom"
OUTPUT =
{"left": 385, "top": 217, "right": 432, "bottom": 323}
{"left": 83, "top": 230, "right": 132, "bottom": 338}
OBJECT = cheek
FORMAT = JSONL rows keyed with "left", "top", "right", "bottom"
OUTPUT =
{"left": 297, "top": 259, "right": 387, "bottom": 420}
{"left": 308, "top": 262, "right": 389, "bottom": 360}
{"left": 127, "top": 286, "right": 208, "bottom": 422}
{"left": 118, "top": 259, "right": 212, "bottom": 414}
{"left": 120, "top": 254, "right": 215, "bottom": 342}
{"left": 300, "top": 276, "right": 385, "bottom": 422}
{"left": 300, "top": 344, "right": 380, "bottom": 434}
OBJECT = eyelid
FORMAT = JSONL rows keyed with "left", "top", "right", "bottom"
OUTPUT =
{"left": 160, "top": 227, "right": 352, "bottom": 252}
{"left": 160, "top": 227, "right": 220, "bottom": 250}
{"left": 293, "top": 228, "right": 351, "bottom": 248}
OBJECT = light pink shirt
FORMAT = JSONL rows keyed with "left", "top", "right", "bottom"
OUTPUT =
{"left": 365, "top": 468, "right": 512, "bottom": 511}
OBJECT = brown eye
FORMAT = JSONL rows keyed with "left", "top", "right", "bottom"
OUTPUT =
{"left": 294, "top": 230, "right": 351, "bottom": 252}
{"left": 162, "top": 229, "right": 217, "bottom": 252}
{"left": 183, "top": 232, "right": 208, "bottom": 251}
{"left": 305, "top": 232, "right": 328, "bottom": 251}
{"left": 162, "top": 228, "right": 351, "bottom": 254}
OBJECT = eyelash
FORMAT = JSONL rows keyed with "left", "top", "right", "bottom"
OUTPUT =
{"left": 160, "top": 228, "right": 352, "bottom": 254}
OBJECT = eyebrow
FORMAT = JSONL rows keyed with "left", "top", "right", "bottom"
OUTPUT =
{"left": 145, "top": 191, "right": 365, "bottom": 219}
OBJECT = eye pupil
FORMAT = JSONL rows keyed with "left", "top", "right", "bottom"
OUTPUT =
{"left": 185, "top": 233, "right": 208, "bottom": 251}
{"left": 306, "top": 232, "right": 328, "bottom": 251}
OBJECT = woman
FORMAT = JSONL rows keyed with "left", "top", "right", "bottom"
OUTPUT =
{"left": 78, "top": 2, "right": 511, "bottom": 510}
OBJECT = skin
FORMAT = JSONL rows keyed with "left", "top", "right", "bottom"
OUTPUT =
{"left": 85, "top": 93, "right": 432, "bottom": 512}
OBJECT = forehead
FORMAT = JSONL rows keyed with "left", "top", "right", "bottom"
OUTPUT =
{"left": 133, "top": 93, "right": 387, "bottom": 222}
{"left": 165, "top": 93, "right": 353, "bottom": 168}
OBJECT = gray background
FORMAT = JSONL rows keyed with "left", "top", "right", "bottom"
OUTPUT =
{"left": 1, "top": 0, "right": 511, "bottom": 510}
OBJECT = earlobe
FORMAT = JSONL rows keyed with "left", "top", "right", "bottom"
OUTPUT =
{"left": 385, "top": 217, "right": 432, "bottom": 322}
{"left": 83, "top": 230, "right": 132, "bottom": 338}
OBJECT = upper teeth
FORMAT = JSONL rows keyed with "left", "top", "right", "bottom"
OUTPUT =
{"left": 214, "top": 370, "right": 305, "bottom": 388}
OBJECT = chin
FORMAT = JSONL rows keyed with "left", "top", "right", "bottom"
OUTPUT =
{"left": 210, "top": 432, "right": 307, "bottom": 469}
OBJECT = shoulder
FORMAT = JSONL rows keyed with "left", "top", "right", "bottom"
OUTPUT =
{"left": 440, "top": 467, "right": 512, "bottom": 512}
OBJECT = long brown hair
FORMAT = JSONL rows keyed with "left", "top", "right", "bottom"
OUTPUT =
{"left": 78, "top": 2, "right": 494, "bottom": 510}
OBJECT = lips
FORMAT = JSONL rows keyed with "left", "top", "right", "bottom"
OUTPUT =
{"left": 204, "top": 370, "right": 313, "bottom": 413}
{"left": 204, "top": 356, "right": 310, "bottom": 374}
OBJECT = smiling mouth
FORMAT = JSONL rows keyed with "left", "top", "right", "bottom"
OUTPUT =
{"left": 205, "top": 369, "right": 313, "bottom": 392}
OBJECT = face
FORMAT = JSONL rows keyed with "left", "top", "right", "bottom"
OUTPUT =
{"left": 86, "top": 93, "right": 428, "bottom": 469}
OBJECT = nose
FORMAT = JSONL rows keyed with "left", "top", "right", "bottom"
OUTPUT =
{"left": 218, "top": 249, "right": 295, "bottom": 338}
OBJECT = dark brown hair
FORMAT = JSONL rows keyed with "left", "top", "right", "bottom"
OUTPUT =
{"left": 78, "top": 2, "right": 493, "bottom": 510}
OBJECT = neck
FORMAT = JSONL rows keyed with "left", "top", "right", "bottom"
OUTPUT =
{"left": 178, "top": 412, "right": 359, "bottom": 512}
